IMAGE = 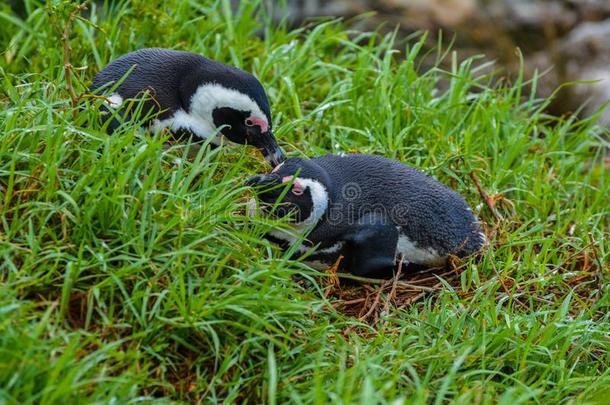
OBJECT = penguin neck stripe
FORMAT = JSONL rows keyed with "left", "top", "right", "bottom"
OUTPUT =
{"left": 295, "top": 178, "right": 328, "bottom": 229}
{"left": 190, "top": 83, "right": 266, "bottom": 125}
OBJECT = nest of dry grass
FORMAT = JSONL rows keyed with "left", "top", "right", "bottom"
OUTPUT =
{"left": 320, "top": 257, "right": 465, "bottom": 323}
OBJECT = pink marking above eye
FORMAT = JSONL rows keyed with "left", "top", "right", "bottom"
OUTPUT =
{"left": 282, "top": 176, "right": 304, "bottom": 194}
{"left": 245, "top": 116, "right": 269, "bottom": 133}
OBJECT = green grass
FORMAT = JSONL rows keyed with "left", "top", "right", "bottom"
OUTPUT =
{"left": 0, "top": 0, "right": 608, "bottom": 403}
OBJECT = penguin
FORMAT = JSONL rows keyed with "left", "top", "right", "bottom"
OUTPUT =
{"left": 246, "top": 154, "right": 485, "bottom": 278}
{"left": 91, "top": 48, "right": 284, "bottom": 166}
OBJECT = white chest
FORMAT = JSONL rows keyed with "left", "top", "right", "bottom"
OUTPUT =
{"left": 151, "top": 109, "right": 223, "bottom": 145}
{"left": 396, "top": 234, "right": 445, "bottom": 266}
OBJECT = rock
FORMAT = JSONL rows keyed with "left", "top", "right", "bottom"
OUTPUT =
{"left": 282, "top": 0, "right": 610, "bottom": 126}
{"left": 559, "top": 20, "right": 610, "bottom": 126}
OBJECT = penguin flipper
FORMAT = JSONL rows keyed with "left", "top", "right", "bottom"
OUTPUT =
{"left": 342, "top": 214, "right": 399, "bottom": 278}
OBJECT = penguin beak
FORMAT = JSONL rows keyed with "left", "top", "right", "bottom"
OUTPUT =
{"left": 247, "top": 127, "right": 285, "bottom": 167}
{"left": 246, "top": 173, "right": 282, "bottom": 189}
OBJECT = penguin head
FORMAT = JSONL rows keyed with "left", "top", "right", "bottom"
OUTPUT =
{"left": 246, "top": 157, "right": 331, "bottom": 226}
{"left": 189, "top": 77, "right": 284, "bottom": 166}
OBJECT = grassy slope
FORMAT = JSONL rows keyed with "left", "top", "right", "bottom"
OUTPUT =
{"left": 0, "top": 0, "right": 608, "bottom": 403}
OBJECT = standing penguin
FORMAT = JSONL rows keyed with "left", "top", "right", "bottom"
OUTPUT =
{"left": 247, "top": 154, "right": 485, "bottom": 277}
{"left": 91, "top": 48, "right": 284, "bottom": 166}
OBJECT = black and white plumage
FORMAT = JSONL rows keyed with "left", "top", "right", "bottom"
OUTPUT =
{"left": 247, "top": 154, "right": 485, "bottom": 277}
{"left": 91, "top": 48, "right": 284, "bottom": 166}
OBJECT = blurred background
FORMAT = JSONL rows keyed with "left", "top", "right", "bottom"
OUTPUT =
{"left": 281, "top": 0, "right": 610, "bottom": 127}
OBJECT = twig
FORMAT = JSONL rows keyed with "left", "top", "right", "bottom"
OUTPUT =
{"left": 398, "top": 269, "right": 464, "bottom": 308}
{"left": 548, "top": 242, "right": 594, "bottom": 275}
{"left": 75, "top": 14, "right": 107, "bottom": 35}
{"left": 336, "top": 272, "right": 436, "bottom": 292}
{"left": 359, "top": 284, "right": 385, "bottom": 322}
{"left": 400, "top": 291, "right": 426, "bottom": 307}
{"left": 335, "top": 273, "right": 388, "bottom": 285}
{"left": 383, "top": 256, "right": 404, "bottom": 313}
{"left": 469, "top": 171, "right": 502, "bottom": 223}
{"left": 323, "top": 255, "right": 343, "bottom": 298}
{"left": 332, "top": 298, "right": 366, "bottom": 307}
{"left": 411, "top": 269, "right": 458, "bottom": 284}
{"left": 399, "top": 281, "right": 443, "bottom": 308}
{"left": 62, "top": 2, "right": 88, "bottom": 112}
{"left": 357, "top": 294, "right": 371, "bottom": 318}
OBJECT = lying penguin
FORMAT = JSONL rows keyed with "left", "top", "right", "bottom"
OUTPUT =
{"left": 91, "top": 48, "right": 284, "bottom": 166}
{"left": 247, "top": 154, "right": 485, "bottom": 277}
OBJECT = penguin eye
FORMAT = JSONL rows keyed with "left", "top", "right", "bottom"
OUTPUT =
{"left": 291, "top": 181, "right": 304, "bottom": 196}
{"left": 245, "top": 118, "right": 254, "bottom": 126}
